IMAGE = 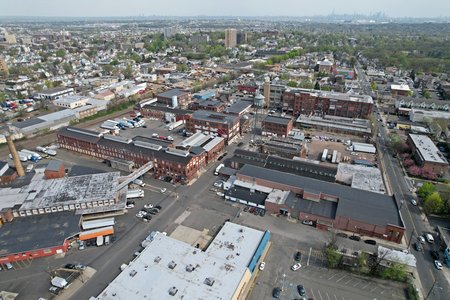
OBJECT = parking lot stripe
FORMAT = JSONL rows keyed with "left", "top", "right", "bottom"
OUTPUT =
{"left": 370, "top": 286, "right": 378, "bottom": 293}
{"left": 327, "top": 273, "right": 339, "bottom": 280}
{"left": 335, "top": 274, "right": 347, "bottom": 283}
{"left": 344, "top": 278, "right": 353, "bottom": 285}
{"left": 352, "top": 280, "right": 362, "bottom": 287}
{"left": 310, "top": 289, "right": 316, "bottom": 299}
{"left": 334, "top": 295, "right": 338, "bottom": 300}
{"left": 361, "top": 282, "right": 370, "bottom": 289}
{"left": 317, "top": 289, "right": 323, "bottom": 300}
{"left": 326, "top": 292, "right": 331, "bottom": 300}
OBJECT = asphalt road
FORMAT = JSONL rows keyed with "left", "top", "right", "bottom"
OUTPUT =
{"left": 374, "top": 99, "right": 449, "bottom": 298}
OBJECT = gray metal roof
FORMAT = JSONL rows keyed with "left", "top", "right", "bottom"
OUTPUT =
{"left": 192, "top": 110, "right": 239, "bottom": 125}
{"left": 46, "top": 160, "right": 63, "bottom": 172}
{"left": 263, "top": 115, "right": 292, "bottom": 125}
{"left": 12, "top": 118, "right": 45, "bottom": 129}
{"left": 285, "top": 191, "right": 337, "bottom": 219}
{"left": 226, "top": 100, "right": 252, "bottom": 114}
{"left": 0, "top": 212, "right": 80, "bottom": 256}
{"left": 157, "top": 88, "right": 189, "bottom": 98}
{"left": 238, "top": 164, "right": 402, "bottom": 227}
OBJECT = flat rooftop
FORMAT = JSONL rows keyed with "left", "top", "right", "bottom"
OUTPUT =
{"left": 238, "top": 164, "right": 402, "bottom": 227}
{"left": 157, "top": 88, "right": 189, "bottom": 98}
{"left": 95, "top": 222, "right": 265, "bottom": 300}
{"left": 0, "top": 211, "right": 80, "bottom": 256}
{"left": 263, "top": 115, "right": 292, "bottom": 125}
{"left": 409, "top": 134, "right": 448, "bottom": 164}
{"left": 287, "top": 88, "right": 373, "bottom": 104}
{"left": 336, "top": 164, "right": 386, "bottom": 194}
{"left": 296, "top": 115, "right": 371, "bottom": 134}
{"left": 14, "top": 172, "right": 120, "bottom": 210}
{"left": 192, "top": 110, "right": 238, "bottom": 125}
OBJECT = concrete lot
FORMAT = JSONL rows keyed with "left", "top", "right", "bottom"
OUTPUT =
{"left": 249, "top": 233, "right": 407, "bottom": 300}
{"left": 306, "top": 137, "right": 377, "bottom": 163}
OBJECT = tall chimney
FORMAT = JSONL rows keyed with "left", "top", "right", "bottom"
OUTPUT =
{"left": 5, "top": 133, "right": 25, "bottom": 177}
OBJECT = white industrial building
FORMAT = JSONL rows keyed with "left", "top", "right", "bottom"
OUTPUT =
{"left": 95, "top": 222, "right": 270, "bottom": 300}
{"left": 352, "top": 142, "right": 376, "bottom": 154}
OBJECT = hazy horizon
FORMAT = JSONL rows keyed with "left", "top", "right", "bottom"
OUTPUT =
{"left": 0, "top": 0, "right": 449, "bottom": 18}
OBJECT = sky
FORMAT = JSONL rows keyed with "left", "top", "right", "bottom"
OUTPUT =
{"left": 0, "top": 0, "right": 448, "bottom": 18}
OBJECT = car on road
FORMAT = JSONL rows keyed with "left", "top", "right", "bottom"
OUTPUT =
{"left": 410, "top": 199, "right": 417, "bottom": 206}
{"left": 349, "top": 235, "right": 361, "bottom": 241}
{"left": 272, "top": 287, "right": 281, "bottom": 298}
{"left": 144, "top": 204, "right": 153, "bottom": 209}
{"left": 301, "top": 220, "right": 313, "bottom": 226}
{"left": 414, "top": 242, "right": 422, "bottom": 251}
{"left": 259, "top": 262, "right": 265, "bottom": 271}
{"left": 295, "top": 251, "right": 302, "bottom": 261}
{"left": 418, "top": 236, "right": 426, "bottom": 244}
{"left": 434, "top": 260, "right": 443, "bottom": 270}
{"left": 291, "top": 263, "right": 302, "bottom": 271}
{"left": 216, "top": 192, "right": 225, "bottom": 197}
{"left": 297, "top": 285, "right": 306, "bottom": 297}
{"left": 431, "top": 250, "right": 440, "bottom": 260}
{"left": 237, "top": 142, "right": 244, "bottom": 147}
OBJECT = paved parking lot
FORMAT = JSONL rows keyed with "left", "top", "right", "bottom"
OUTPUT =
{"left": 249, "top": 234, "right": 407, "bottom": 300}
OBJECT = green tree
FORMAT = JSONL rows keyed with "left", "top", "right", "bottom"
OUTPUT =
{"left": 123, "top": 64, "right": 133, "bottom": 79}
{"left": 371, "top": 81, "right": 378, "bottom": 91}
{"left": 101, "top": 64, "right": 114, "bottom": 74}
{"left": 287, "top": 81, "right": 298, "bottom": 87}
{"left": 55, "top": 49, "right": 66, "bottom": 57}
{"left": 380, "top": 263, "right": 407, "bottom": 282}
{"left": 314, "top": 82, "right": 321, "bottom": 90}
{"left": 417, "top": 182, "right": 436, "bottom": 199}
{"left": 110, "top": 59, "right": 119, "bottom": 66}
{"left": 130, "top": 53, "right": 142, "bottom": 63}
{"left": 423, "top": 91, "right": 431, "bottom": 99}
{"left": 324, "top": 246, "right": 342, "bottom": 268}
{"left": 44, "top": 80, "right": 54, "bottom": 89}
{"left": 62, "top": 63, "right": 73, "bottom": 74}
{"left": 299, "top": 80, "right": 314, "bottom": 89}
{"left": 176, "top": 64, "right": 188, "bottom": 72}
{"left": 424, "top": 192, "right": 444, "bottom": 214}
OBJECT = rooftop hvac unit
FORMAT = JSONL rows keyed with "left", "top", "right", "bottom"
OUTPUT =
{"left": 169, "top": 287, "right": 178, "bottom": 296}
{"left": 168, "top": 261, "right": 177, "bottom": 269}
{"left": 186, "top": 264, "right": 195, "bottom": 272}
{"left": 204, "top": 277, "right": 215, "bottom": 286}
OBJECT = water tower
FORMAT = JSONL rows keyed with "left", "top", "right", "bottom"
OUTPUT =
{"left": 252, "top": 91, "right": 265, "bottom": 141}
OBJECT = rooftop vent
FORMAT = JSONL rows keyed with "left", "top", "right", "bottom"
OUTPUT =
{"left": 168, "top": 261, "right": 177, "bottom": 269}
{"left": 168, "top": 287, "right": 178, "bottom": 296}
{"left": 129, "top": 270, "right": 137, "bottom": 277}
{"left": 186, "top": 264, "right": 195, "bottom": 272}
{"left": 154, "top": 256, "right": 161, "bottom": 263}
{"left": 204, "top": 277, "right": 215, "bottom": 286}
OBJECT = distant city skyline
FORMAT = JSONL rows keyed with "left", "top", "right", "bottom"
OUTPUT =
{"left": 0, "top": 0, "right": 449, "bottom": 18}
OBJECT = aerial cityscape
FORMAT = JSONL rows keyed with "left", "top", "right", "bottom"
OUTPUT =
{"left": 0, "top": 1, "right": 449, "bottom": 300}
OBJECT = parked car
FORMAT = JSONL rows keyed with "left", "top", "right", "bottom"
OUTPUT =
{"left": 259, "top": 262, "right": 266, "bottom": 271}
{"left": 336, "top": 233, "right": 348, "bottom": 238}
{"left": 295, "top": 251, "right": 302, "bottom": 261}
{"left": 364, "top": 239, "right": 377, "bottom": 245}
{"left": 259, "top": 209, "right": 265, "bottom": 217}
{"left": 144, "top": 204, "right": 154, "bottom": 209}
{"left": 272, "top": 287, "right": 281, "bottom": 298}
{"left": 160, "top": 188, "right": 167, "bottom": 193}
{"left": 5, "top": 262, "right": 13, "bottom": 270}
{"left": 418, "top": 236, "right": 426, "bottom": 244}
{"left": 431, "top": 250, "right": 440, "bottom": 260}
{"left": 155, "top": 205, "right": 162, "bottom": 210}
{"left": 301, "top": 220, "right": 313, "bottom": 226}
{"left": 410, "top": 199, "right": 417, "bottom": 206}
{"left": 434, "top": 260, "right": 443, "bottom": 270}
{"left": 414, "top": 242, "right": 422, "bottom": 251}
{"left": 349, "top": 235, "right": 361, "bottom": 241}
{"left": 291, "top": 263, "right": 302, "bottom": 271}
{"left": 49, "top": 286, "right": 61, "bottom": 295}
{"left": 216, "top": 192, "right": 225, "bottom": 197}
{"left": 297, "top": 285, "right": 306, "bottom": 297}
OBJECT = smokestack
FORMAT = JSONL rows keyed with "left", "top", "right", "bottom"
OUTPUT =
{"left": 5, "top": 133, "right": 25, "bottom": 177}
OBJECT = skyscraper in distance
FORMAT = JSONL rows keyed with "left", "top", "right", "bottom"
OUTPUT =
{"left": 224, "top": 28, "right": 237, "bottom": 48}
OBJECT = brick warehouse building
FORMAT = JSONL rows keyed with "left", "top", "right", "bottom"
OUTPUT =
{"left": 186, "top": 110, "right": 240, "bottom": 145}
{"left": 235, "top": 164, "right": 405, "bottom": 243}
{"left": 57, "top": 127, "right": 224, "bottom": 183}
{"left": 282, "top": 89, "right": 373, "bottom": 118}
{"left": 0, "top": 212, "right": 80, "bottom": 263}
{"left": 262, "top": 115, "right": 293, "bottom": 137}
{"left": 407, "top": 134, "right": 449, "bottom": 175}
{"left": 156, "top": 88, "right": 191, "bottom": 108}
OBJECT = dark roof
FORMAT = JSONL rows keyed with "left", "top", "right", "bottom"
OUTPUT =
{"left": 46, "top": 160, "right": 63, "bottom": 171}
{"left": 190, "top": 146, "right": 205, "bottom": 156}
{"left": 12, "top": 118, "right": 45, "bottom": 129}
{"left": 58, "top": 127, "right": 194, "bottom": 165}
{"left": 192, "top": 110, "right": 239, "bottom": 125}
{"left": 68, "top": 165, "right": 107, "bottom": 177}
{"left": 0, "top": 212, "right": 80, "bottom": 256}
{"left": 231, "top": 149, "right": 336, "bottom": 182}
{"left": 238, "top": 164, "right": 402, "bottom": 227}
{"left": 193, "top": 99, "right": 224, "bottom": 108}
{"left": 263, "top": 115, "right": 292, "bottom": 126}
{"left": 134, "top": 136, "right": 172, "bottom": 147}
{"left": 0, "top": 161, "right": 8, "bottom": 171}
{"left": 39, "top": 86, "right": 73, "bottom": 95}
{"left": 141, "top": 104, "right": 193, "bottom": 115}
{"left": 285, "top": 192, "right": 337, "bottom": 219}
{"left": 225, "top": 185, "right": 267, "bottom": 206}
{"left": 58, "top": 127, "right": 102, "bottom": 144}
{"left": 157, "top": 88, "right": 189, "bottom": 98}
{"left": 218, "top": 166, "right": 237, "bottom": 176}
{"left": 226, "top": 100, "right": 253, "bottom": 114}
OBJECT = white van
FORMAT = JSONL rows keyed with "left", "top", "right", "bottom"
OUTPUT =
{"left": 425, "top": 233, "right": 434, "bottom": 243}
